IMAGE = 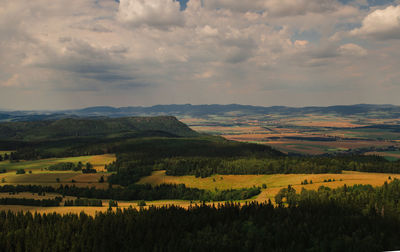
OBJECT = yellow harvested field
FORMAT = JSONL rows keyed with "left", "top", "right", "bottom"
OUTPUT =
{"left": 138, "top": 170, "right": 399, "bottom": 190}
{"left": 88, "top": 154, "right": 116, "bottom": 171}
{"left": 0, "top": 200, "right": 196, "bottom": 216}
{"left": 2, "top": 170, "right": 398, "bottom": 215}
{"left": 138, "top": 170, "right": 399, "bottom": 202}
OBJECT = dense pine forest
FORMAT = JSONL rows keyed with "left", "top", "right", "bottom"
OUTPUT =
{"left": 2, "top": 180, "right": 400, "bottom": 251}
{"left": 158, "top": 155, "right": 400, "bottom": 177}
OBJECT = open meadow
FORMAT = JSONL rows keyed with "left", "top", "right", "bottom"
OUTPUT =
{"left": 138, "top": 170, "right": 398, "bottom": 202}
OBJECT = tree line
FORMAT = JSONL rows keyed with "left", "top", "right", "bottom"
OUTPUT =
{"left": 64, "top": 198, "right": 102, "bottom": 207}
{"left": 275, "top": 178, "right": 400, "bottom": 220}
{"left": 0, "top": 152, "right": 18, "bottom": 162}
{"left": 154, "top": 155, "right": 400, "bottom": 178}
{"left": 0, "top": 197, "right": 61, "bottom": 207}
{"left": 0, "top": 184, "right": 260, "bottom": 202}
{"left": 48, "top": 162, "right": 83, "bottom": 171}
{"left": 1, "top": 195, "right": 400, "bottom": 251}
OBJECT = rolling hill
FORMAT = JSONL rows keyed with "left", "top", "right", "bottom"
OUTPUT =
{"left": 0, "top": 116, "right": 198, "bottom": 141}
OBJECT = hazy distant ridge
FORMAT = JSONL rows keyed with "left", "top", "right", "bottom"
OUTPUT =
{"left": 1, "top": 104, "right": 400, "bottom": 122}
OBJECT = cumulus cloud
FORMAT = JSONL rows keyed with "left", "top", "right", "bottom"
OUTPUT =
{"left": 197, "top": 25, "right": 219, "bottom": 37}
{"left": 350, "top": 5, "right": 400, "bottom": 39}
{"left": 338, "top": 43, "right": 367, "bottom": 56}
{"left": 1, "top": 0, "right": 400, "bottom": 109}
{"left": 118, "top": 0, "right": 183, "bottom": 29}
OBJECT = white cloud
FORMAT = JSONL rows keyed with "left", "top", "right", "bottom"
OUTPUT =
{"left": 350, "top": 5, "right": 400, "bottom": 39}
{"left": 118, "top": 0, "right": 183, "bottom": 29}
{"left": 1, "top": 0, "right": 400, "bottom": 109}
{"left": 338, "top": 43, "right": 367, "bottom": 56}
{"left": 198, "top": 25, "right": 219, "bottom": 37}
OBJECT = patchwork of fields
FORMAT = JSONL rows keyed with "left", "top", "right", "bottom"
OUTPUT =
{"left": 1, "top": 112, "right": 400, "bottom": 215}
{"left": 182, "top": 114, "right": 400, "bottom": 155}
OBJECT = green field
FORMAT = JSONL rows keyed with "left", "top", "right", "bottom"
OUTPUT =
{"left": 0, "top": 154, "right": 115, "bottom": 189}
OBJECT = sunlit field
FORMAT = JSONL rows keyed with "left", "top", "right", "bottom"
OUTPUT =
{"left": 138, "top": 170, "right": 398, "bottom": 202}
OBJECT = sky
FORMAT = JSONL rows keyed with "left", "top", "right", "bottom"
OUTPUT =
{"left": 1, "top": 0, "right": 400, "bottom": 110}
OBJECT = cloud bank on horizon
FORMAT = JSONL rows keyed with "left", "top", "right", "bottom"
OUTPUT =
{"left": 0, "top": 0, "right": 400, "bottom": 109}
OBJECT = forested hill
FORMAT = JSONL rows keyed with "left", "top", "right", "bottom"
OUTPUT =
{"left": 0, "top": 116, "right": 198, "bottom": 140}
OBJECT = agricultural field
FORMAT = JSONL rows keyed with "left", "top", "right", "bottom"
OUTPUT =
{"left": 0, "top": 192, "right": 194, "bottom": 216}
{"left": 365, "top": 151, "right": 400, "bottom": 161}
{"left": 1, "top": 168, "right": 398, "bottom": 215}
{"left": 0, "top": 154, "right": 115, "bottom": 189}
{"left": 0, "top": 153, "right": 115, "bottom": 172}
{"left": 1, "top": 112, "right": 400, "bottom": 215}
{"left": 182, "top": 114, "right": 400, "bottom": 155}
{"left": 138, "top": 170, "right": 398, "bottom": 202}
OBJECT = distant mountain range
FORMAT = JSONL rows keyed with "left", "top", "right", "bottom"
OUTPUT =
{"left": 1, "top": 104, "right": 400, "bottom": 122}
